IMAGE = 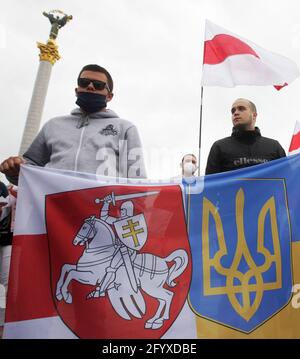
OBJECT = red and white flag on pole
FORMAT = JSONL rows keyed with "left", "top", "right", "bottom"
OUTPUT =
{"left": 202, "top": 20, "right": 300, "bottom": 90}
{"left": 289, "top": 120, "right": 300, "bottom": 155}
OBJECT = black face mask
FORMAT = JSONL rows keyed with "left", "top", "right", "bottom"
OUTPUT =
{"left": 76, "top": 92, "right": 107, "bottom": 113}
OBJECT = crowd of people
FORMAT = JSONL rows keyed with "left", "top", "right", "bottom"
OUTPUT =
{"left": 0, "top": 63, "right": 286, "bottom": 338}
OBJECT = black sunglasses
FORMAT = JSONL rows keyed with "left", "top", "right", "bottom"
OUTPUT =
{"left": 77, "top": 78, "right": 110, "bottom": 92}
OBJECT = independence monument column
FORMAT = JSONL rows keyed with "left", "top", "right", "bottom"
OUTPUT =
{"left": 19, "top": 10, "right": 72, "bottom": 155}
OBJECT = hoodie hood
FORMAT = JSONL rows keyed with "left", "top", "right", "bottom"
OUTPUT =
{"left": 71, "top": 107, "right": 119, "bottom": 119}
{"left": 70, "top": 108, "right": 120, "bottom": 128}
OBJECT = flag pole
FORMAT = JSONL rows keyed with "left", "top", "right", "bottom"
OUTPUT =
{"left": 198, "top": 20, "right": 206, "bottom": 176}
{"left": 198, "top": 85, "right": 204, "bottom": 175}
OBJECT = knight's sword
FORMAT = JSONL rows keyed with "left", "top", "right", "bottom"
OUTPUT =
{"left": 95, "top": 191, "right": 159, "bottom": 205}
{"left": 120, "top": 246, "right": 138, "bottom": 293}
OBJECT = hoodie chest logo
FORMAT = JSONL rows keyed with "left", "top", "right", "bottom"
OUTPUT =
{"left": 100, "top": 124, "right": 118, "bottom": 136}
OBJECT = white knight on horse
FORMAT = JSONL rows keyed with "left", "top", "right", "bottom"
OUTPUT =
{"left": 88, "top": 194, "right": 141, "bottom": 298}
{"left": 55, "top": 190, "right": 189, "bottom": 329}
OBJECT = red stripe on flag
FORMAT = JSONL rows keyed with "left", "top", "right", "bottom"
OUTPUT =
{"left": 274, "top": 83, "right": 288, "bottom": 91}
{"left": 203, "top": 34, "right": 260, "bottom": 65}
{"left": 6, "top": 234, "right": 57, "bottom": 322}
{"left": 289, "top": 131, "right": 300, "bottom": 152}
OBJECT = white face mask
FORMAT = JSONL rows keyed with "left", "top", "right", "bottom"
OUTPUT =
{"left": 183, "top": 162, "right": 197, "bottom": 176}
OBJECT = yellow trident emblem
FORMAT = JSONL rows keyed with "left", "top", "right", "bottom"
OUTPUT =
{"left": 202, "top": 188, "right": 282, "bottom": 321}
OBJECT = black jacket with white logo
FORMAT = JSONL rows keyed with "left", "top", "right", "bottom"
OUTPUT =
{"left": 205, "top": 127, "right": 286, "bottom": 175}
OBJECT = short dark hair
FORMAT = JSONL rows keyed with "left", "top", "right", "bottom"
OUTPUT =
{"left": 77, "top": 64, "right": 113, "bottom": 92}
{"left": 181, "top": 154, "right": 197, "bottom": 164}
{"left": 235, "top": 98, "right": 257, "bottom": 113}
{"left": 248, "top": 100, "right": 257, "bottom": 114}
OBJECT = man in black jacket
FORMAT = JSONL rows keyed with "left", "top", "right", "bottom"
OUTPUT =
{"left": 205, "top": 98, "right": 286, "bottom": 175}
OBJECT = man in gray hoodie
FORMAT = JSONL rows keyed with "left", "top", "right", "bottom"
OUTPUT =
{"left": 0, "top": 64, "right": 146, "bottom": 183}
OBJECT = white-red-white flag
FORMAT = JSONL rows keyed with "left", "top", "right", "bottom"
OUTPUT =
{"left": 202, "top": 20, "right": 300, "bottom": 90}
{"left": 289, "top": 120, "right": 300, "bottom": 155}
{"left": 4, "top": 165, "right": 196, "bottom": 339}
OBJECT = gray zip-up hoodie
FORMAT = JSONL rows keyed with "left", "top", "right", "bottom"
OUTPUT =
{"left": 10, "top": 108, "right": 146, "bottom": 183}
